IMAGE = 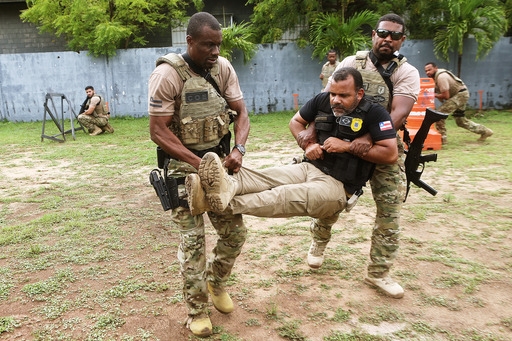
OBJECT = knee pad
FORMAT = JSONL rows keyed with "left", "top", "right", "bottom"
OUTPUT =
{"left": 452, "top": 110, "right": 465, "bottom": 117}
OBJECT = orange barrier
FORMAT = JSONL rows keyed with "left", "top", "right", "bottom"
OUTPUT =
{"left": 403, "top": 78, "right": 443, "bottom": 151}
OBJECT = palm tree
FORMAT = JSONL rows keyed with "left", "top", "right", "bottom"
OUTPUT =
{"left": 309, "top": 10, "right": 379, "bottom": 60}
{"left": 433, "top": 0, "right": 508, "bottom": 76}
{"left": 220, "top": 22, "right": 258, "bottom": 63}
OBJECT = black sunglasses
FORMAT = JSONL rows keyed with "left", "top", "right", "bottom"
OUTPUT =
{"left": 375, "top": 29, "right": 404, "bottom": 40}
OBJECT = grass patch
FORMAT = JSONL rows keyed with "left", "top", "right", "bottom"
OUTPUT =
{"left": 1, "top": 111, "right": 511, "bottom": 340}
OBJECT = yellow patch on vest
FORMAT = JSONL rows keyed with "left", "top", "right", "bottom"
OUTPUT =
{"left": 351, "top": 118, "right": 363, "bottom": 132}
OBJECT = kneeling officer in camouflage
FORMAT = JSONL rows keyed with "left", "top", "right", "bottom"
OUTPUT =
{"left": 77, "top": 85, "right": 114, "bottom": 136}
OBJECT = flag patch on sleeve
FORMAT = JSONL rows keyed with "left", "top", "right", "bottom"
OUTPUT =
{"left": 379, "top": 121, "right": 393, "bottom": 131}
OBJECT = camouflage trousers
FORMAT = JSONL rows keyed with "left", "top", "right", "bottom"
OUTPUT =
{"left": 310, "top": 135, "right": 406, "bottom": 279}
{"left": 435, "top": 91, "right": 489, "bottom": 138}
{"left": 366, "top": 150, "right": 406, "bottom": 278}
{"left": 168, "top": 159, "right": 247, "bottom": 317}
{"left": 77, "top": 113, "right": 109, "bottom": 133}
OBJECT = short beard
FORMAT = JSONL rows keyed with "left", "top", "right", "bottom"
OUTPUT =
{"left": 374, "top": 48, "right": 395, "bottom": 63}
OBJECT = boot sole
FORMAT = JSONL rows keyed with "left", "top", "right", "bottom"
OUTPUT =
{"left": 198, "top": 153, "right": 229, "bottom": 212}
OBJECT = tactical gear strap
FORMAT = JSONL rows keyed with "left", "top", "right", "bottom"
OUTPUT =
{"left": 182, "top": 53, "right": 222, "bottom": 96}
{"left": 368, "top": 51, "right": 395, "bottom": 97}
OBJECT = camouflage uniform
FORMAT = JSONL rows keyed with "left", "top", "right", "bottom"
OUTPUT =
{"left": 168, "top": 157, "right": 247, "bottom": 316}
{"left": 320, "top": 60, "right": 340, "bottom": 90}
{"left": 148, "top": 46, "right": 251, "bottom": 327}
{"left": 311, "top": 136, "right": 407, "bottom": 278}
{"left": 78, "top": 114, "right": 109, "bottom": 133}
{"left": 367, "top": 137, "right": 406, "bottom": 277}
{"left": 77, "top": 95, "right": 111, "bottom": 133}
{"left": 435, "top": 89, "right": 489, "bottom": 139}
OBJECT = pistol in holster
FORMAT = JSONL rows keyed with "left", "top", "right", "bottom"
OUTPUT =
{"left": 149, "top": 147, "right": 187, "bottom": 211}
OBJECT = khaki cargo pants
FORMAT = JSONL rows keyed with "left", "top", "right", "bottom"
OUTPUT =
{"left": 230, "top": 162, "right": 347, "bottom": 218}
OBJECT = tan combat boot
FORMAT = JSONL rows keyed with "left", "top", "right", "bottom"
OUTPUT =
{"left": 186, "top": 313, "right": 212, "bottom": 337}
{"left": 307, "top": 240, "right": 328, "bottom": 269}
{"left": 478, "top": 128, "right": 493, "bottom": 142}
{"left": 89, "top": 126, "right": 103, "bottom": 136}
{"left": 185, "top": 173, "right": 211, "bottom": 216}
{"left": 198, "top": 152, "right": 237, "bottom": 212}
{"left": 364, "top": 276, "right": 404, "bottom": 299}
{"left": 207, "top": 282, "right": 234, "bottom": 314}
{"left": 103, "top": 123, "right": 114, "bottom": 133}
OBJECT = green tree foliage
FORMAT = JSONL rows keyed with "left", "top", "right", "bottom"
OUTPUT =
{"left": 20, "top": 0, "right": 203, "bottom": 57}
{"left": 504, "top": 0, "right": 512, "bottom": 35}
{"left": 398, "top": 1, "right": 446, "bottom": 39}
{"left": 246, "top": 0, "right": 323, "bottom": 43}
{"left": 220, "top": 22, "right": 258, "bottom": 64}
{"left": 309, "top": 10, "right": 379, "bottom": 60}
{"left": 432, "top": 0, "right": 508, "bottom": 76}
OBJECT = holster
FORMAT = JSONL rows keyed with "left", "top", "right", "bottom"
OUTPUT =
{"left": 151, "top": 135, "right": 229, "bottom": 211}
{"left": 345, "top": 188, "right": 363, "bottom": 213}
{"left": 151, "top": 147, "right": 188, "bottom": 211}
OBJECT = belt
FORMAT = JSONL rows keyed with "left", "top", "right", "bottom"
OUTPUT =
{"left": 458, "top": 88, "right": 467, "bottom": 93}
{"left": 190, "top": 145, "right": 222, "bottom": 158}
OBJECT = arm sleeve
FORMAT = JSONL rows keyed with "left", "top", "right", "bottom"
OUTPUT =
{"left": 391, "top": 63, "right": 421, "bottom": 102}
{"left": 147, "top": 63, "right": 181, "bottom": 116}
{"left": 298, "top": 93, "right": 330, "bottom": 122}
{"left": 90, "top": 96, "right": 101, "bottom": 107}
{"left": 367, "top": 106, "right": 398, "bottom": 142}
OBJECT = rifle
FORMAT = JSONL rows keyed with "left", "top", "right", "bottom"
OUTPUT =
{"left": 78, "top": 96, "right": 89, "bottom": 114}
{"left": 404, "top": 108, "right": 448, "bottom": 201}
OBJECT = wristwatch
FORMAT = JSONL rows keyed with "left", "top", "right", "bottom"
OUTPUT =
{"left": 234, "top": 144, "right": 246, "bottom": 156}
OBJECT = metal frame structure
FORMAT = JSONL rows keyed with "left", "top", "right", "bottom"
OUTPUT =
{"left": 41, "top": 93, "right": 85, "bottom": 142}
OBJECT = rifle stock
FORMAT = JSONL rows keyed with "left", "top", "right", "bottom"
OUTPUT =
{"left": 404, "top": 108, "right": 448, "bottom": 201}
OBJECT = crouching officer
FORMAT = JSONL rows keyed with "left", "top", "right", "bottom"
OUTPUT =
{"left": 77, "top": 85, "right": 114, "bottom": 136}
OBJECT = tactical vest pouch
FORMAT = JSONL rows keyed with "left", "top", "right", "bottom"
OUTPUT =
{"left": 205, "top": 111, "right": 231, "bottom": 141}
{"left": 218, "top": 111, "right": 231, "bottom": 136}
{"left": 179, "top": 116, "right": 201, "bottom": 145}
{"left": 315, "top": 113, "right": 335, "bottom": 132}
{"left": 180, "top": 113, "right": 230, "bottom": 145}
{"left": 331, "top": 154, "right": 375, "bottom": 194}
{"left": 204, "top": 116, "right": 219, "bottom": 142}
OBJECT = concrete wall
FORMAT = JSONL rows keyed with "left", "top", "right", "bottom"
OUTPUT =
{"left": 0, "top": 2, "right": 70, "bottom": 54}
{"left": 1, "top": 38, "right": 511, "bottom": 122}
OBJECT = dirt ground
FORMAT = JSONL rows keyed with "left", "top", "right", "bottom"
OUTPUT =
{"left": 1, "top": 137, "right": 511, "bottom": 341}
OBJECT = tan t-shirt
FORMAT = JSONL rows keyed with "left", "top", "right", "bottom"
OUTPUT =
{"left": 435, "top": 70, "right": 465, "bottom": 99}
{"left": 333, "top": 55, "right": 420, "bottom": 102}
{"left": 321, "top": 61, "right": 340, "bottom": 88}
{"left": 148, "top": 55, "right": 244, "bottom": 117}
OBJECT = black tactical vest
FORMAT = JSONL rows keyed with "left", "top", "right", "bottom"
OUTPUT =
{"left": 311, "top": 98, "right": 376, "bottom": 194}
